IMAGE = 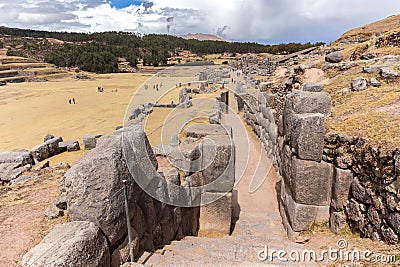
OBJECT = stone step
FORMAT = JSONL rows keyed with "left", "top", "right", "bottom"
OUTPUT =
{"left": 36, "top": 72, "right": 70, "bottom": 80}
{"left": 0, "top": 70, "right": 19, "bottom": 78}
{"left": 0, "top": 57, "right": 37, "bottom": 64}
{"left": 20, "top": 67, "right": 61, "bottom": 76}
{"left": 1, "top": 62, "right": 53, "bottom": 70}
{"left": 139, "top": 237, "right": 311, "bottom": 266}
{"left": 0, "top": 76, "right": 26, "bottom": 84}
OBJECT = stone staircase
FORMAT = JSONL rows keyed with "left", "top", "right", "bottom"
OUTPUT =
{"left": 137, "top": 211, "right": 312, "bottom": 266}
{"left": 0, "top": 52, "right": 67, "bottom": 85}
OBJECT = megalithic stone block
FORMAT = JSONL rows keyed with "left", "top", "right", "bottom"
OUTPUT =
{"left": 281, "top": 179, "right": 317, "bottom": 231}
{"left": 331, "top": 168, "right": 354, "bottom": 211}
{"left": 199, "top": 192, "right": 232, "bottom": 235}
{"left": 201, "top": 135, "right": 235, "bottom": 193}
{"left": 289, "top": 156, "right": 334, "bottom": 206}
{"left": 289, "top": 113, "right": 325, "bottom": 161}
{"left": 283, "top": 90, "right": 331, "bottom": 117}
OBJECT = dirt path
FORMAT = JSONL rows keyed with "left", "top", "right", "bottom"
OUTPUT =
{"left": 0, "top": 170, "right": 63, "bottom": 266}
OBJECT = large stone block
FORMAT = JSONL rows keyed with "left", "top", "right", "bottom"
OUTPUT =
{"left": 288, "top": 113, "right": 325, "bottom": 161}
{"left": 31, "top": 143, "right": 49, "bottom": 162}
{"left": 331, "top": 168, "right": 353, "bottom": 211}
{"left": 184, "top": 124, "right": 228, "bottom": 139}
{"left": 0, "top": 150, "right": 34, "bottom": 166}
{"left": 31, "top": 137, "right": 63, "bottom": 161}
{"left": 168, "top": 140, "right": 202, "bottom": 174}
{"left": 325, "top": 51, "right": 344, "bottom": 63}
{"left": 46, "top": 136, "right": 63, "bottom": 156}
{"left": 283, "top": 91, "right": 331, "bottom": 117}
{"left": 315, "top": 206, "right": 330, "bottom": 223}
{"left": 83, "top": 134, "right": 103, "bottom": 150}
{"left": 199, "top": 192, "right": 232, "bottom": 235}
{"left": 281, "top": 181, "right": 318, "bottom": 231}
{"left": 201, "top": 135, "right": 235, "bottom": 193}
{"left": 63, "top": 126, "right": 157, "bottom": 247}
{"left": 289, "top": 157, "right": 333, "bottom": 206}
{"left": 22, "top": 221, "right": 110, "bottom": 267}
{"left": 303, "top": 83, "right": 325, "bottom": 92}
{"left": 59, "top": 140, "right": 80, "bottom": 152}
{"left": 330, "top": 211, "right": 347, "bottom": 234}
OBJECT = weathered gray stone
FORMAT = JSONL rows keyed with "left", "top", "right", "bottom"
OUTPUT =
{"left": 209, "top": 111, "right": 221, "bottom": 124}
{"left": 360, "top": 52, "right": 376, "bottom": 60}
{"left": 31, "top": 143, "right": 49, "bottom": 162}
{"left": 388, "top": 213, "right": 400, "bottom": 234}
{"left": 0, "top": 151, "right": 34, "bottom": 182}
{"left": 201, "top": 135, "right": 235, "bottom": 193}
{"left": 170, "top": 134, "right": 180, "bottom": 147}
{"left": 22, "top": 221, "right": 110, "bottom": 267}
{"left": 168, "top": 140, "right": 202, "bottom": 174}
{"left": 347, "top": 199, "right": 362, "bottom": 221}
{"left": 325, "top": 51, "right": 344, "bottom": 63}
{"left": 281, "top": 181, "right": 318, "bottom": 231}
{"left": 283, "top": 91, "right": 331, "bottom": 117}
{"left": 288, "top": 113, "right": 325, "bottom": 161}
{"left": 184, "top": 124, "right": 228, "bottom": 138}
{"left": 59, "top": 140, "right": 80, "bottom": 152}
{"left": 338, "top": 88, "right": 350, "bottom": 94}
{"left": 45, "top": 202, "right": 64, "bottom": 219}
{"left": 370, "top": 77, "right": 381, "bottom": 87}
{"left": 315, "top": 206, "right": 330, "bottom": 223}
{"left": 367, "top": 206, "right": 381, "bottom": 229}
{"left": 158, "top": 167, "right": 180, "bottom": 185}
{"left": 63, "top": 126, "right": 157, "bottom": 247}
{"left": 331, "top": 168, "right": 353, "bottom": 211}
{"left": 10, "top": 175, "right": 34, "bottom": 185}
{"left": 394, "top": 152, "right": 400, "bottom": 177}
{"left": 83, "top": 134, "right": 103, "bottom": 150}
{"left": 363, "top": 65, "right": 382, "bottom": 74}
{"left": 351, "top": 77, "right": 367, "bottom": 91}
{"left": 44, "top": 134, "right": 55, "bottom": 142}
{"left": 199, "top": 192, "right": 232, "bottom": 235}
{"left": 381, "top": 226, "right": 398, "bottom": 244}
{"left": 289, "top": 157, "right": 333, "bottom": 206}
{"left": 0, "top": 150, "right": 34, "bottom": 166}
{"left": 351, "top": 177, "right": 367, "bottom": 202}
{"left": 46, "top": 137, "right": 63, "bottom": 156}
{"left": 380, "top": 66, "right": 399, "bottom": 79}
{"left": 330, "top": 211, "right": 347, "bottom": 234}
{"left": 303, "top": 83, "right": 325, "bottom": 92}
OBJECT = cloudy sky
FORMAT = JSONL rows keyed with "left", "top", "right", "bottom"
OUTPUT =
{"left": 0, "top": 0, "right": 400, "bottom": 44}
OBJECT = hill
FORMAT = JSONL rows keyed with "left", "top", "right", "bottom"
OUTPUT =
{"left": 0, "top": 26, "right": 322, "bottom": 74}
{"left": 180, "top": 33, "right": 225, "bottom": 42}
{"left": 334, "top": 14, "right": 400, "bottom": 44}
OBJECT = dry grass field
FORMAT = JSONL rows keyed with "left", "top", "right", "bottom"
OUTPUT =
{"left": 0, "top": 72, "right": 150, "bottom": 153}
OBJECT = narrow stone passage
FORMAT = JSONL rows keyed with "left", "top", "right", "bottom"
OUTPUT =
{"left": 138, "top": 109, "right": 318, "bottom": 266}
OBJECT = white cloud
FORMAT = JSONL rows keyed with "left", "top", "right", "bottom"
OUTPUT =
{"left": 0, "top": 0, "right": 399, "bottom": 43}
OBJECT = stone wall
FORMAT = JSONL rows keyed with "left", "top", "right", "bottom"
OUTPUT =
{"left": 236, "top": 88, "right": 335, "bottom": 239}
{"left": 236, "top": 84, "right": 400, "bottom": 244}
{"left": 324, "top": 133, "right": 400, "bottom": 244}
{"left": 23, "top": 126, "right": 201, "bottom": 267}
{"left": 23, "top": 121, "right": 236, "bottom": 266}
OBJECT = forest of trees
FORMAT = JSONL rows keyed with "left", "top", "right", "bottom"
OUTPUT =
{"left": 0, "top": 27, "right": 324, "bottom": 73}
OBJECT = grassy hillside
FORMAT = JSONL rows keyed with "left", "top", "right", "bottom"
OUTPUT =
{"left": 334, "top": 14, "right": 400, "bottom": 44}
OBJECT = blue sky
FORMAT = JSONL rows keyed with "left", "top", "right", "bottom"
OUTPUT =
{"left": 110, "top": 0, "right": 144, "bottom": 8}
{"left": 0, "top": 0, "right": 399, "bottom": 44}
